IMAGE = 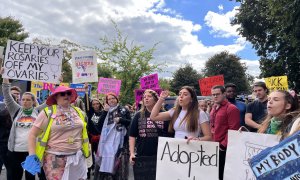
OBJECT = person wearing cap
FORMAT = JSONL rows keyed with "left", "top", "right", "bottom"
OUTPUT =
{"left": 0, "top": 70, "right": 47, "bottom": 180}
{"left": 27, "top": 86, "right": 90, "bottom": 180}
{"left": 245, "top": 81, "right": 269, "bottom": 132}
{"left": 94, "top": 92, "right": 131, "bottom": 180}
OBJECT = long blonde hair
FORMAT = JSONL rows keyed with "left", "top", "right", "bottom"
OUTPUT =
{"left": 169, "top": 86, "right": 199, "bottom": 133}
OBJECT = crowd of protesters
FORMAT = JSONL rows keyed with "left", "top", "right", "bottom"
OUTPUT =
{"left": 0, "top": 64, "right": 300, "bottom": 180}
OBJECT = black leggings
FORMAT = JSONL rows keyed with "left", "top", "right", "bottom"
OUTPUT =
{"left": 7, "top": 151, "right": 35, "bottom": 180}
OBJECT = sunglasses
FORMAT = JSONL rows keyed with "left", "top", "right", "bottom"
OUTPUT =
{"left": 59, "top": 91, "right": 72, "bottom": 96}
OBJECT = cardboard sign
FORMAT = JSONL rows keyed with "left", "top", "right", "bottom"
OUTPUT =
{"left": 156, "top": 137, "right": 219, "bottom": 180}
{"left": 140, "top": 73, "right": 160, "bottom": 89}
{"left": 3, "top": 40, "right": 63, "bottom": 83}
{"left": 199, "top": 75, "right": 224, "bottom": 96}
{"left": 72, "top": 50, "right": 98, "bottom": 83}
{"left": 249, "top": 130, "right": 300, "bottom": 180}
{"left": 224, "top": 130, "right": 280, "bottom": 180}
{"left": 264, "top": 76, "right": 288, "bottom": 91}
{"left": 70, "top": 83, "right": 92, "bottom": 97}
{"left": 97, "top": 77, "right": 121, "bottom": 96}
{"left": 133, "top": 156, "right": 157, "bottom": 180}
{"left": 134, "top": 88, "right": 162, "bottom": 109}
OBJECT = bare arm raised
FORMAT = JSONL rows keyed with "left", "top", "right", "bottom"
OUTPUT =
{"left": 150, "top": 90, "right": 172, "bottom": 121}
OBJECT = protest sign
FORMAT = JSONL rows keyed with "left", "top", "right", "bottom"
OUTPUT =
{"left": 134, "top": 88, "right": 162, "bottom": 108}
{"left": 224, "top": 130, "right": 280, "bottom": 180}
{"left": 97, "top": 77, "right": 121, "bottom": 96}
{"left": 156, "top": 137, "right": 219, "bottom": 180}
{"left": 198, "top": 75, "right": 224, "bottom": 96}
{"left": 264, "top": 76, "right": 288, "bottom": 91}
{"left": 70, "top": 83, "right": 92, "bottom": 97}
{"left": 249, "top": 130, "right": 300, "bottom": 180}
{"left": 140, "top": 73, "right": 160, "bottom": 89}
{"left": 133, "top": 156, "right": 157, "bottom": 180}
{"left": 72, "top": 50, "right": 98, "bottom": 83}
{"left": 3, "top": 40, "right": 63, "bottom": 83}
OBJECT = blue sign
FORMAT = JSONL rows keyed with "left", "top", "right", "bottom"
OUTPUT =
{"left": 70, "top": 83, "right": 92, "bottom": 97}
{"left": 249, "top": 130, "right": 300, "bottom": 180}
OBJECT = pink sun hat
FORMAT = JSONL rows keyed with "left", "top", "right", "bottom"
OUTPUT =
{"left": 46, "top": 86, "right": 78, "bottom": 106}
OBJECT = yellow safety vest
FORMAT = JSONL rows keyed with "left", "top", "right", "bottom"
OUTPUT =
{"left": 36, "top": 105, "right": 90, "bottom": 162}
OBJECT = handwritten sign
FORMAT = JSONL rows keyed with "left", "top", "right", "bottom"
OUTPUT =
{"left": 70, "top": 83, "right": 92, "bottom": 97}
{"left": 224, "top": 130, "right": 280, "bottom": 180}
{"left": 72, "top": 50, "right": 98, "bottom": 83}
{"left": 156, "top": 137, "right": 219, "bottom": 180}
{"left": 140, "top": 73, "right": 160, "bottom": 89}
{"left": 97, "top": 77, "right": 122, "bottom": 96}
{"left": 3, "top": 40, "right": 63, "bottom": 83}
{"left": 199, "top": 75, "right": 224, "bottom": 96}
{"left": 133, "top": 156, "right": 157, "bottom": 180}
{"left": 249, "top": 130, "right": 300, "bottom": 180}
{"left": 134, "top": 88, "right": 162, "bottom": 109}
{"left": 264, "top": 76, "right": 288, "bottom": 91}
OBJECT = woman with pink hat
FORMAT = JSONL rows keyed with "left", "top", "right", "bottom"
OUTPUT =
{"left": 27, "top": 86, "right": 90, "bottom": 180}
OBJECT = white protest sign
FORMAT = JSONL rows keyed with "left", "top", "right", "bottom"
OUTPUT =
{"left": 156, "top": 137, "right": 219, "bottom": 180}
{"left": 3, "top": 40, "right": 63, "bottom": 83}
{"left": 72, "top": 50, "right": 98, "bottom": 83}
{"left": 224, "top": 130, "right": 280, "bottom": 180}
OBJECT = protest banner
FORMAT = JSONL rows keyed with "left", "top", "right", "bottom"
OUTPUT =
{"left": 134, "top": 88, "right": 162, "bottom": 109}
{"left": 140, "top": 73, "right": 160, "bottom": 89}
{"left": 70, "top": 83, "right": 92, "bottom": 97}
{"left": 72, "top": 50, "right": 98, "bottom": 83}
{"left": 156, "top": 137, "right": 219, "bottom": 180}
{"left": 224, "top": 130, "right": 280, "bottom": 180}
{"left": 249, "top": 130, "right": 300, "bottom": 180}
{"left": 97, "top": 77, "right": 122, "bottom": 96}
{"left": 133, "top": 156, "right": 157, "bottom": 180}
{"left": 198, "top": 75, "right": 224, "bottom": 96}
{"left": 3, "top": 40, "right": 63, "bottom": 83}
{"left": 264, "top": 76, "right": 288, "bottom": 91}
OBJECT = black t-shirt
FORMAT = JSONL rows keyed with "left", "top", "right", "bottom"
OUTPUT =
{"left": 246, "top": 100, "right": 268, "bottom": 132}
{"left": 129, "top": 110, "right": 169, "bottom": 157}
{"left": 87, "top": 111, "right": 103, "bottom": 135}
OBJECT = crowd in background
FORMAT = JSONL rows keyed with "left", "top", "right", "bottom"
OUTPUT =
{"left": 0, "top": 67, "right": 300, "bottom": 180}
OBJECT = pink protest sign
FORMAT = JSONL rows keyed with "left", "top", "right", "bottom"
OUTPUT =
{"left": 98, "top": 77, "right": 122, "bottom": 96}
{"left": 134, "top": 88, "right": 162, "bottom": 108}
{"left": 140, "top": 73, "right": 160, "bottom": 89}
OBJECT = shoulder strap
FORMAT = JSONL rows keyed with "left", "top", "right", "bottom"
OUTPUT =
{"left": 13, "top": 108, "right": 21, "bottom": 120}
{"left": 44, "top": 106, "right": 54, "bottom": 119}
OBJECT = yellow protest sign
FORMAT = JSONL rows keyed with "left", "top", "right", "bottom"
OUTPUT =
{"left": 264, "top": 76, "right": 288, "bottom": 91}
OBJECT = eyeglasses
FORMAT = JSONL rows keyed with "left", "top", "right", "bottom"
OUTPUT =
{"left": 59, "top": 91, "right": 72, "bottom": 96}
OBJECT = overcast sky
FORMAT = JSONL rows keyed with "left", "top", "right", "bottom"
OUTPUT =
{"left": 0, "top": 0, "right": 260, "bottom": 78}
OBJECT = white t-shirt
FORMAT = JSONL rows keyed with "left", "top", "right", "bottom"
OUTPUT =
{"left": 14, "top": 112, "right": 37, "bottom": 152}
{"left": 169, "top": 109, "right": 209, "bottom": 139}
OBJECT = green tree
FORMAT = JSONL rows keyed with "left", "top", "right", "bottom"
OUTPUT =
{"left": 0, "top": 16, "right": 29, "bottom": 47}
{"left": 96, "top": 23, "right": 163, "bottom": 104}
{"left": 159, "top": 78, "right": 171, "bottom": 90}
{"left": 170, "top": 63, "right": 202, "bottom": 95}
{"left": 232, "top": 0, "right": 300, "bottom": 91}
{"left": 203, "top": 51, "right": 250, "bottom": 93}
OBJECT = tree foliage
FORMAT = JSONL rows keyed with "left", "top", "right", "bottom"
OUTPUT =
{"left": 96, "top": 23, "right": 163, "bottom": 104}
{"left": 170, "top": 63, "right": 202, "bottom": 95}
{"left": 203, "top": 51, "right": 250, "bottom": 93}
{"left": 232, "top": 0, "right": 300, "bottom": 91}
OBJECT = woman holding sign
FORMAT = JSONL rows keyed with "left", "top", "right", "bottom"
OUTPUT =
{"left": 129, "top": 89, "right": 171, "bottom": 180}
{"left": 258, "top": 90, "right": 299, "bottom": 139}
{"left": 1, "top": 69, "right": 47, "bottom": 180}
{"left": 150, "top": 86, "right": 212, "bottom": 140}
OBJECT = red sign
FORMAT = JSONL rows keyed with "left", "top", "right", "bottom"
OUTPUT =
{"left": 199, "top": 75, "right": 224, "bottom": 96}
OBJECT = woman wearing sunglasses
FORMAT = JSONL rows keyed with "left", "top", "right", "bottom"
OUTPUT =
{"left": 0, "top": 68, "right": 47, "bottom": 180}
{"left": 28, "top": 86, "right": 90, "bottom": 180}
